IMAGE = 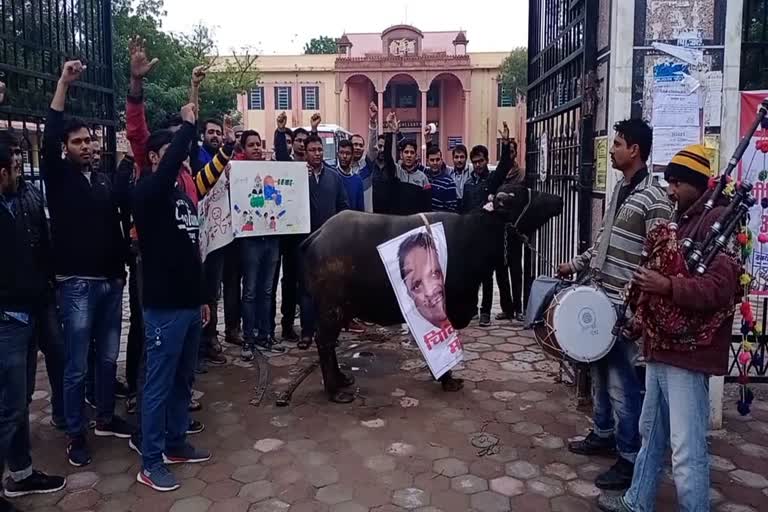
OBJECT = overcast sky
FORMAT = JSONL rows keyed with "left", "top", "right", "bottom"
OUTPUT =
{"left": 160, "top": 0, "right": 528, "bottom": 55}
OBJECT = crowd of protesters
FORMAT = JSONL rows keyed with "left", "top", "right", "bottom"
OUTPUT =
{"left": 0, "top": 38, "right": 525, "bottom": 506}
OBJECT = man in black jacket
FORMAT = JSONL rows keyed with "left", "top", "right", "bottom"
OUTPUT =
{"left": 1, "top": 141, "right": 67, "bottom": 509}
{"left": 460, "top": 123, "right": 516, "bottom": 327}
{"left": 133, "top": 104, "right": 212, "bottom": 492}
{"left": 42, "top": 61, "right": 133, "bottom": 468}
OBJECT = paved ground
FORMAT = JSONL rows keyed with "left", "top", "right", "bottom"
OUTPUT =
{"left": 17, "top": 300, "right": 768, "bottom": 512}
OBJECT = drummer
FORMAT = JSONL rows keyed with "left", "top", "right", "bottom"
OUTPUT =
{"left": 557, "top": 118, "right": 672, "bottom": 491}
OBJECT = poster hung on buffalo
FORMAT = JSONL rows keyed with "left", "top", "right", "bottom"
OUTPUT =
{"left": 740, "top": 91, "right": 768, "bottom": 294}
{"left": 377, "top": 222, "right": 463, "bottom": 378}
{"left": 198, "top": 172, "right": 235, "bottom": 262}
{"left": 229, "top": 161, "right": 311, "bottom": 237}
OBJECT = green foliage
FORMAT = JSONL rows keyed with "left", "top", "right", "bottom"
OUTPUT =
{"left": 303, "top": 36, "right": 338, "bottom": 55}
{"left": 112, "top": 0, "right": 259, "bottom": 129}
{"left": 499, "top": 47, "right": 528, "bottom": 103}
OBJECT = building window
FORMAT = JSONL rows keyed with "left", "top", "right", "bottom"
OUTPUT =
{"left": 395, "top": 84, "right": 419, "bottom": 108}
{"left": 248, "top": 87, "right": 264, "bottom": 110}
{"left": 302, "top": 86, "right": 319, "bottom": 110}
{"left": 427, "top": 82, "right": 440, "bottom": 108}
{"left": 498, "top": 82, "right": 515, "bottom": 107}
{"left": 274, "top": 86, "right": 292, "bottom": 110}
{"left": 741, "top": 0, "right": 768, "bottom": 90}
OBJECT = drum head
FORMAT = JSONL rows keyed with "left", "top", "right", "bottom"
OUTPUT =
{"left": 551, "top": 286, "right": 617, "bottom": 363}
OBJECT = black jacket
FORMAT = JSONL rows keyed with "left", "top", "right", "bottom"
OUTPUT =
{"left": 133, "top": 122, "right": 207, "bottom": 309}
{"left": 42, "top": 109, "right": 128, "bottom": 280}
{"left": 373, "top": 132, "right": 432, "bottom": 215}
{"left": 0, "top": 179, "right": 52, "bottom": 312}
{"left": 460, "top": 141, "right": 516, "bottom": 214}
{"left": 309, "top": 164, "right": 349, "bottom": 232}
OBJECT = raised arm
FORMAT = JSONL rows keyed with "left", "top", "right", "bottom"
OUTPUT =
{"left": 189, "top": 64, "right": 209, "bottom": 112}
{"left": 43, "top": 60, "right": 84, "bottom": 171}
{"left": 274, "top": 112, "right": 291, "bottom": 162}
{"left": 366, "top": 102, "right": 379, "bottom": 162}
{"left": 488, "top": 121, "right": 513, "bottom": 195}
{"left": 126, "top": 37, "right": 158, "bottom": 173}
{"left": 310, "top": 113, "right": 321, "bottom": 135}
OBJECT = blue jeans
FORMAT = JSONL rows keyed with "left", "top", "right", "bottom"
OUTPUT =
{"left": 624, "top": 363, "right": 710, "bottom": 512}
{"left": 240, "top": 238, "right": 279, "bottom": 342}
{"left": 590, "top": 337, "right": 642, "bottom": 461}
{"left": 141, "top": 308, "right": 200, "bottom": 470}
{"left": 0, "top": 317, "right": 35, "bottom": 480}
{"left": 57, "top": 278, "right": 123, "bottom": 436}
{"left": 36, "top": 300, "right": 66, "bottom": 426}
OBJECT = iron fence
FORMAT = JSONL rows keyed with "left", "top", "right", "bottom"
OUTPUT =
{"left": 0, "top": 0, "right": 116, "bottom": 189}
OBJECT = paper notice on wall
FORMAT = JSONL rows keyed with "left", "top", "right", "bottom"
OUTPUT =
{"left": 703, "top": 71, "right": 723, "bottom": 127}
{"left": 652, "top": 126, "right": 701, "bottom": 166}
{"left": 652, "top": 82, "right": 700, "bottom": 127}
{"left": 594, "top": 137, "right": 608, "bottom": 193}
{"left": 377, "top": 222, "right": 463, "bottom": 379}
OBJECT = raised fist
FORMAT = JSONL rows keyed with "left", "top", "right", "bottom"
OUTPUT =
{"left": 129, "top": 37, "right": 159, "bottom": 79}
{"left": 223, "top": 114, "right": 235, "bottom": 143}
{"left": 498, "top": 121, "right": 510, "bottom": 142}
{"left": 191, "top": 64, "right": 209, "bottom": 87}
{"left": 369, "top": 102, "right": 378, "bottom": 120}
{"left": 276, "top": 111, "right": 287, "bottom": 130}
{"left": 311, "top": 113, "right": 321, "bottom": 130}
{"left": 60, "top": 60, "right": 86, "bottom": 84}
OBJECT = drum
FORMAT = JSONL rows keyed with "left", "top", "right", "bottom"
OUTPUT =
{"left": 533, "top": 285, "right": 617, "bottom": 363}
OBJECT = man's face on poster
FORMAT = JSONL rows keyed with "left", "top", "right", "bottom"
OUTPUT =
{"left": 401, "top": 245, "right": 448, "bottom": 327}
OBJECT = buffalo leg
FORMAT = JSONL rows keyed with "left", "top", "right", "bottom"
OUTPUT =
{"left": 437, "top": 370, "right": 464, "bottom": 392}
{"left": 316, "top": 323, "right": 355, "bottom": 403}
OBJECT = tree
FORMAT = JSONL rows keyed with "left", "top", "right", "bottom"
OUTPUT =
{"left": 304, "top": 36, "right": 338, "bottom": 55}
{"left": 112, "top": 0, "right": 260, "bottom": 128}
{"left": 499, "top": 47, "right": 528, "bottom": 102}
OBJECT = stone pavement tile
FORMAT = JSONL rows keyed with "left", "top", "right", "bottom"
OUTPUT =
{"left": 509, "top": 493, "right": 551, "bottom": 512}
{"left": 543, "top": 462, "right": 577, "bottom": 481}
{"left": 203, "top": 479, "right": 241, "bottom": 500}
{"left": 469, "top": 459, "right": 505, "bottom": 480}
{"left": 432, "top": 458, "right": 468, "bottom": 477}
{"left": 392, "top": 487, "right": 430, "bottom": 509}
{"left": 251, "top": 498, "right": 291, "bottom": 511}
{"left": 728, "top": 469, "right": 768, "bottom": 489}
{"left": 170, "top": 496, "right": 212, "bottom": 512}
{"left": 353, "top": 484, "right": 392, "bottom": 508}
{"left": 330, "top": 502, "right": 369, "bottom": 512}
{"left": 429, "top": 489, "right": 470, "bottom": 512}
{"left": 413, "top": 473, "right": 451, "bottom": 493}
{"left": 65, "top": 471, "right": 100, "bottom": 491}
{"left": 551, "top": 495, "right": 593, "bottom": 512}
{"left": 199, "top": 462, "right": 237, "bottom": 483}
{"left": 489, "top": 476, "right": 525, "bottom": 497}
{"left": 505, "top": 460, "right": 540, "bottom": 479}
{"left": 717, "top": 504, "right": 758, "bottom": 512}
{"left": 526, "top": 476, "right": 565, "bottom": 498}
{"left": 232, "top": 463, "right": 271, "bottom": 484}
{"left": 95, "top": 473, "right": 135, "bottom": 494}
{"left": 567, "top": 479, "right": 601, "bottom": 499}
{"left": 470, "top": 490, "right": 511, "bottom": 512}
{"left": 209, "top": 497, "right": 251, "bottom": 512}
{"left": 450, "top": 474, "right": 488, "bottom": 494}
{"left": 58, "top": 488, "right": 101, "bottom": 511}
{"left": 290, "top": 500, "right": 331, "bottom": 512}
{"left": 316, "top": 484, "right": 355, "bottom": 505}
{"left": 238, "top": 480, "right": 274, "bottom": 502}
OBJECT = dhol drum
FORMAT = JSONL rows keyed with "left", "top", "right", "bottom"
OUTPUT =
{"left": 532, "top": 284, "right": 617, "bottom": 363}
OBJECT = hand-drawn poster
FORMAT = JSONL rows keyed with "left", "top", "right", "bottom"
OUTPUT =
{"left": 198, "top": 171, "right": 235, "bottom": 261}
{"left": 377, "top": 223, "right": 463, "bottom": 378}
{"left": 229, "top": 161, "right": 311, "bottom": 237}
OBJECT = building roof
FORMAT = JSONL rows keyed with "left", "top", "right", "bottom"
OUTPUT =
{"left": 344, "top": 30, "right": 465, "bottom": 58}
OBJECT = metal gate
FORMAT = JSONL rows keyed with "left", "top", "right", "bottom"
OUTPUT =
{"left": 0, "top": 0, "right": 116, "bottom": 189}
{"left": 525, "top": 0, "right": 598, "bottom": 280}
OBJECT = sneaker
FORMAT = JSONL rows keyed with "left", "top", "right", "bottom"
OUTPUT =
{"left": 67, "top": 437, "right": 91, "bottom": 467}
{"left": 241, "top": 343, "right": 255, "bottom": 361}
{"left": 84, "top": 395, "right": 96, "bottom": 409}
{"left": 163, "top": 443, "right": 211, "bottom": 465}
{"left": 205, "top": 349, "right": 227, "bottom": 366}
{"left": 595, "top": 457, "right": 635, "bottom": 490}
{"left": 479, "top": 313, "right": 491, "bottom": 327}
{"left": 511, "top": 312, "right": 525, "bottom": 323}
{"left": 225, "top": 328, "right": 244, "bottom": 346}
{"left": 95, "top": 416, "right": 135, "bottom": 439}
{"left": 597, "top": 494, "right": 634, "bottom": 512}
{"left": 126, "top": 397, "right": 137, "bottom": 415}
{"left": 136, "top": 465, "right": 179, "bottom": 492}
{"left": 0, "top": 497, "right": 20, "bottom": 512}
{"left": 255, "top": 337, "right": 286, "bottom": 354}
{"left": 344, "top": 319, "right": 366, "bottom": 334}
{"left": 128, "top": 434, "right": 142, "bottom": 455}
{"left": 189, "top": 399, "right": 202, "bottom": 412}
{"left": 3, "top": 470, "right": 66, "bottom": 498}
{"left": 187, "top": 420, "right": 205, "bottom": 435}
{"left": 495, "top": 311, "right": 513, "bottom": 320}
{"left": 568, "top": 430, "right": 617, "bottom": 457}
{"left": 282, "top": 326, "right": 299, "bottom": 342}
{"left": 114, "top": 379, "right": 131, "bottom": 399}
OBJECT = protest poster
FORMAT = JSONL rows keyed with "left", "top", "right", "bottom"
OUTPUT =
{"left": 377, "top": 222, "right": 463, "bottom": 379}
{"left": 198, "top": 171, "right": 235, "bottom": 261}
{"left": 229, "top": 161, "right": 311, "bottom": 237}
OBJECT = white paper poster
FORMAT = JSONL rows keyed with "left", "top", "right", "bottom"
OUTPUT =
{"left": 229, "top": 161, "right": 311, "bottom": 237}
{"left": 703, "top": 71, "right": 723, "bottom": 128}
{"left": 652, "top": 126, "right": 702, "bottom": 166}
{"left": 377, "top": 223, "right": 463, "bottom": 378}
{"left": 652, "top": 82, "right": 700, "bottom": 127}
{"left": 198, "top": 171, "right": 235, "bottom": 261}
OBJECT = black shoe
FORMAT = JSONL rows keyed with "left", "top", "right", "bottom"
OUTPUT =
{"left": 479, "top": 313, "right": 491, "bottom": 327}
{"left": 3, "top": 470, "right": 66, "bottom": 498}
{"left": 225, "top": 329, "right": 244, "bottom": 346}
{"left": 94, "top": 416, "right": 135, "bottom": 439}
{"left": 0, "top": 497, "right": 20, "bottom": 512}
{"left": 205, "top": 349, "right": 227, "bottom": 366}
{"left": 187, "top": 420, "right": 205, "bottom": 435}
{"left": 495, "top": 311, "right": 513, "bottom": 320}
{"left": 568, "top": 431, "right": 617, "bottom": 457}
{"left": 595, "top": 457, "right": 635, "bottom": 491}
{"left": 188, "top": 399, "right": 202, "bottom": 412}
{"left": 67, "top": 436, "right": 91, "bottom": 467}
{"left": 282, "top": 326, "right": 299, "bottom": 342}
{"left": 128, "top": 433, "right": 142, "bottom": 455}
{"left": 297, "top": 336, "right": 313, "bottom": 350}
{"left": 84, "top": 395, "right": 96, "bottom": 409}
{"left": 255, "top": 337, "right": 286, "bottom": 354}
{"left": 114, "top": 379, "right": 131, "bottom": 399}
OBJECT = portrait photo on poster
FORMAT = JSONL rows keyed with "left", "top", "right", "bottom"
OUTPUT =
{"left": 377, "top": 222, "right": 463, "bottom": 378}
{"left": 228, "top": 160, "right": 311, "bottom": 237}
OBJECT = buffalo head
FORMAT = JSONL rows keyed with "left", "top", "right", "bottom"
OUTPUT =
{"left": 492, "top": 183, "right": 564, "bottom": 235}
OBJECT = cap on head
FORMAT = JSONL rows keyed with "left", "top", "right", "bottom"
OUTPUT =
{"left": 664, "top": 144, "right": 712, "bottom": 190}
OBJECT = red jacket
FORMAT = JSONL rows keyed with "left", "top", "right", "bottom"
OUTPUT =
{"left": 126, "top": 95, "right": 198, "bottom": 206}
{"left": 643, "top": 193, "right": 741, "bottom": 375}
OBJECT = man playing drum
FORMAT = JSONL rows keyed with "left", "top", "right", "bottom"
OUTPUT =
{"left": 597, "top": 145, "right": 741, "bottom": 511}
{"left": 557, "top": 119, "right": 672, "bottom": 490}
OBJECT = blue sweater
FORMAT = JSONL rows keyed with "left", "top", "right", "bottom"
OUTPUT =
{"left": 335, "top": 168, "right": 365, "bottom": 212}
{"left": 427, "top": 168, "right": 459, "bottom": 213}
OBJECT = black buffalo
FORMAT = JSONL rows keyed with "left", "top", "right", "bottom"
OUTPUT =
{"left": 300, "top": 184, "right": 564, "bottom": 403}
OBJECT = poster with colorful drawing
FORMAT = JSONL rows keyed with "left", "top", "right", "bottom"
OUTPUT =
{"left": 198, "top": 170, "right": 235, "bottom": 261}
{"left": 229, "top": 161, "right": 311, "bottom": 237}
{"left": 377, "top": 222, "right": 463, "bottom": 379}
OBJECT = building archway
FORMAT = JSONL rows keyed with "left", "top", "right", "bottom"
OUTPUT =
{"left": 428, "top": 72, "right": 470, "bottom": 153}
{"left": 341, "top": 74, "right": 377, "bottom": 138}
